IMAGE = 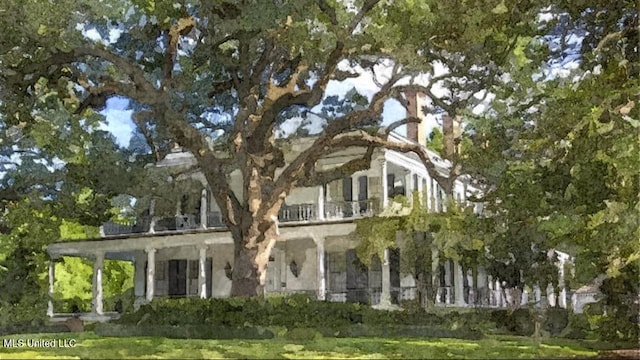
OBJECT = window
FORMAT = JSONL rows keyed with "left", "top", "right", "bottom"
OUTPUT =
{"left": 156, "top": 261, "right": 166, "bottom": 280}
{"left": 387, "top": 174, "right": 395, "bottom": 196}
{"left": 189, "top": 260, "right": 198, "bottom": 279}
{"left": 358, "top": 176, "right": 368, "bottom": 213}
{"left": 328, "top": 252, "right": 346, "bottom": 291}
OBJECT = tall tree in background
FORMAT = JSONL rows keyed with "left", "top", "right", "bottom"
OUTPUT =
{"left": 463, "top": 0, "right": 638, "bottom": 338}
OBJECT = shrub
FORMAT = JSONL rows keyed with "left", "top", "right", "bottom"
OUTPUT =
{"left": 490, "top": 308, "right": 534, "bottom": 336}
{"left": 113, "top": 295, "right": 532, "bottom": 338}
{"left": 560, "top": 313, "right": 592, "bottom": 340}
{"left": 543, "top": 308, "right": 569, "bottom": 336}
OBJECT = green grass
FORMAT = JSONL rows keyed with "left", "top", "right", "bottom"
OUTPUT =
{"left": 0, "top": 332, "right": 605, "bottom": 359}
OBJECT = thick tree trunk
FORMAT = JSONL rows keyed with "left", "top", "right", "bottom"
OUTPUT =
{"left": 229, "top": 221, "right": 278, "bottom": 297}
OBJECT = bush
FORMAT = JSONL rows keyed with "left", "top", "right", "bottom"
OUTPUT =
{"left": 113, "top": 295, "right": 537, "bottom": 339}
{"left": 544, "top": 308, "right": 569, "bottom": 336}
{"left": 0, "top": 319, "right": 69, "bottom": 336}
{"left": 592, "top": 304, "right": 639, "bottom": 343}
{"left": 490, "top": 308, "right": 534, "bottom": 336}
{"left": 560, "top": 313, "right": 592, "bottom": 340}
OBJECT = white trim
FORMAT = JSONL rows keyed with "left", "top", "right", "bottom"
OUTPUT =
{"left": 92, "top": 251, "right": 104, "bottom": 315}
{"left": 146, "top": 248, "right": 156, "bottom": 301}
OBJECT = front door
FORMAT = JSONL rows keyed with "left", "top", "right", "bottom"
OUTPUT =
{"left": 168, "top": 259, "right": 187, "bottom": 296}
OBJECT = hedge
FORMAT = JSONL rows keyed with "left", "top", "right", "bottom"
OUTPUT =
{"left": 115, "top": 294, "right": 491, "bottom": 331}
{"left": 113, "top": 294, "right": 576, "bottom": 339}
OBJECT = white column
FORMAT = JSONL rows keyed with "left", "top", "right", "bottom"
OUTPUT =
{"left": 200, "top": 189, "right": 207, "bottom": 228}
{"left": 149, "top": 198, "right": 158, "bottom": 234}
{"left": 522, "top": 289, "right": 530, "bottom": 306}
{"left": 379, "top": 248, "right": 392, "bottom": 306}
{"left": 198, "top": 246, "right": 207, "bottom": 298}
{"left": 425, "top": 175, "right": 433, "bottom": 212}
{"left": 92, "top": 251, "right": 104, "bottom": 315}
{"left": 462, "top": 183, "right": 468, "bottom": 204}
{"left": 453, "top": 260, "right": 465, "bottom": 306}
{"left": 146, "top": 248, "right": 156, "bottom": 301}
{"left": 380, "top": 159, "right": 389, "bottom": 208}
{"left": 317, "top": 186, "right": 325, "bottom": 220}
{"left": 558, "top": 262, "right": 567, "bottom": 308}
{"left": 432, "top": 179, "right": 439, "bottom": 212}
{"left": 316, "top": 238, "right": 326, "bottom": 301}
{"left": 496, "top": 280, "right": 504, "bottom": 307}
{"left": 405, "top": 172, "right": 413, "bottom": 200}
{"left": 134, "top": 252, "right": 146, "bottom": 298}
{"left": 47, "top": 260, "right": 55, "bottom": 317}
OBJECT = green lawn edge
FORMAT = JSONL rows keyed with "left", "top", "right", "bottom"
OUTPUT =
{"left": 0, "top": 332, "right": 610, "bottom": 359}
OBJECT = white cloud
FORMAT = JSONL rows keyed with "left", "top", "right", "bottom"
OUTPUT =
{"left": 100, "top": 106, "right": 134, "bottom": 147}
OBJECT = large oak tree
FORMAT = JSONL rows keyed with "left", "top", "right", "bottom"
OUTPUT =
{"left": 2, "top": 0, "right": 557, "bottom": 296}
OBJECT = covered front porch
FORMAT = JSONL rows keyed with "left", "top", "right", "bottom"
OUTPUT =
{"left": 47, "top": 222, "right": 405, "bottom": 320}
{"left": 46, "top": 220, "right": 545, "bottom": 322}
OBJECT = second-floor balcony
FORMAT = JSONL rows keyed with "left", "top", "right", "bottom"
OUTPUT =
{"left": 99, "top": 152, "right": 464, "bottom": 238}
{"left": 279, "top": 199, "right": 380, "bottom": 222}
{"left": 101, "top": 199, "right": 382, "bottom": 237}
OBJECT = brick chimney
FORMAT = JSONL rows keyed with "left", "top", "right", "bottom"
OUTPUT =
{"left": 405, "top": 92, "right": 426, "bottom": 145}
{"left": 443, "top": 114, "right": 463, "bottom": 160}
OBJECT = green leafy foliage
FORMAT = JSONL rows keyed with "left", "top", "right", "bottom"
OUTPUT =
{"left": 0, "top": 200, "right": 59, "bottom": 328}
{"left": 116, "top": 295, "right": 491, "bottom": 339}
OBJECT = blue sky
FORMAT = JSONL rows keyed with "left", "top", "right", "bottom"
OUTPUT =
{"left": 100, "top": 78, "right": 440, "bottom": 148}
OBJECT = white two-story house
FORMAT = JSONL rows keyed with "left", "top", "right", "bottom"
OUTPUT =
{"left": 46, "top": 93, "right": 565, "bottom": 321}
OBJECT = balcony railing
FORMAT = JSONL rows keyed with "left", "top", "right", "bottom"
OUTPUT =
{"left": 278, "top": 203, "right": 317, "bottom": 222}
{"left": 278, "top": 199, "right": 380, "bottom": 223}
{"left": 101, "top": 199, "right": 381, "bottom": 236}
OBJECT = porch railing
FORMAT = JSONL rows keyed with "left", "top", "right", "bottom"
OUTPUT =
{"left": 324, "top": 199, "right": 378, "bottom": 219}
{"left": 101, "top": 199, "right": 382, "bottom": 236}
{"left": 278, "top": 203, "right": 317, "bottom": 222}
{"left": 102, "top": 216, "right": 151, "bottom": 236}
{"left": 278, "top": 199, "right": 380, "bottom": 223}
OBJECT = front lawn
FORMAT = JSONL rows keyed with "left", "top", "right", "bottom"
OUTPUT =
{"left": 0, "top": 332, "right": 608, "bottom": 359}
